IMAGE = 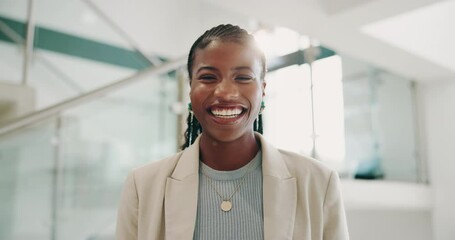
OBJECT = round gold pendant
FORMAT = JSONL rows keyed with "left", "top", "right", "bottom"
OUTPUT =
{"left": 220, "top": 200, "right": 232, "bottom": 212}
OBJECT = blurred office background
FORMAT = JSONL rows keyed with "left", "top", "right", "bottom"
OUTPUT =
{"left": 0, "top": 0, "right": 454, "bottom": 239}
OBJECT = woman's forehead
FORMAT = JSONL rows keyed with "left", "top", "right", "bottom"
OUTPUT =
{"left": 193, "top": 41, "right": 262, "bottom": 70}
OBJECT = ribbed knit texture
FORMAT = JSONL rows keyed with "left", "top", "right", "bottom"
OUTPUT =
{"left": 193, "top": 151, "right": 264, "bottom": 240}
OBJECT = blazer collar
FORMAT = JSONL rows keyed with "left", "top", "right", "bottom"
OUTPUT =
{"left": 256, "top": 133, "right": 297, "bottom": 239}
{"left": 170, "top": 136, "right": 201, "bottom": 180}
{"left": 170, "top": 133, "right": 293, "bottom": 179}
{"left": 164, "top": 135, "right": 201, "bottom": 239}
{"left": 255, "top": 132, "right": 293, "bottom": 179}
{"left": 165, "top": 133, "right": 297, "bottom": 240}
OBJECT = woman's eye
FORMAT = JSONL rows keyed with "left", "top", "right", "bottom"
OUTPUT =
{"left": 236, "top": 76, "right": 253, "bottom": 81}
{"left": 199, "top": 75, "right": 217, "bottom": 81}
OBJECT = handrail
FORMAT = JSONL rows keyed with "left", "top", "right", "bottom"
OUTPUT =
{"left": 0, "top": 56, "right": 187, "bottom": 136}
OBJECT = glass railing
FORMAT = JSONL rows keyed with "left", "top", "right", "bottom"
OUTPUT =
{"left": 53, "top": 73, "right": 178, "bottom": 240}
{"left": 0, "top": 70, "right": 180, "bottom": 240}
{"left": 0, "top": 118, "right": 57, "bottom": 239}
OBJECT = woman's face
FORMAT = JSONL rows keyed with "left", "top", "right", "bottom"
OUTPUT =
{"left": 190, "top": 40, "right": 266, "bottom": 143}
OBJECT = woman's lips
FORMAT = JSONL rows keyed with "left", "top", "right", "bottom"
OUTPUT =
{"left": 210, "top": 106, "right": 243, "bottom": 118}
{"left": 207, "top": 106, "right": 246, "bottom": 123}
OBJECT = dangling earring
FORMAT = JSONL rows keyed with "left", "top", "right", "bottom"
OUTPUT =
{"left": 259, "top": 101, "right": 265, "bottom": 114}
{"left": 254, "top": 101, "right": 265, "bottom": 134}
{"left": 259, "top": 101, "right": 265, "bottom": 133}
{"left": 188, "top": 103, "right": 194, "bottom": 145}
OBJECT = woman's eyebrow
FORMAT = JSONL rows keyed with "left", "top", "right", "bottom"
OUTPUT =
{"left": 232, "top": 66, "right": 253, "bottom": 71}
{"left": 195, "top": 66, "right": 255, "bottom": 75}
{"left": 196, "top": 66, "right": 219, "bottom": 74}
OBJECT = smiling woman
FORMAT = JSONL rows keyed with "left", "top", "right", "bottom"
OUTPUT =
{"left": 116, "top": 24, "right": 350, "bottom": 240}
{"left": 188, "top": 39, "right": 265, "bottom": 171}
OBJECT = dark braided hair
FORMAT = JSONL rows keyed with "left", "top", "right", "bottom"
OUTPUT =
{"left": 181, "top": 24, "right": 266, "bottom": 150}
{"left": 187, "top": 24, "right": 267, "bottom": 81}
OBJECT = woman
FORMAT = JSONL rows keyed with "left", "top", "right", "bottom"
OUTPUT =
{"left": 116, "top": 24, "right": 349, "bottom": 240}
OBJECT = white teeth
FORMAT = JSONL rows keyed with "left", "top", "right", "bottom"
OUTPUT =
{"left": 211, "top": 108, "right": 243, "bottom": 118}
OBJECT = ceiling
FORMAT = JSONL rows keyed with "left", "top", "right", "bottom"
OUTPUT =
{"left": 362, "top": 0, "right": 455, "bottom": 76}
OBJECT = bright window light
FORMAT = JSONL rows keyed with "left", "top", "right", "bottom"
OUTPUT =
{"left": 254, "top": 27, "right": 301, "bottom": 58}
{"left": 312, "top": 55, "right": 346, "bottom": 165}
{"left": 257, "top": 26, "right": 346, "bottom": 169}
{"left": 263, "top": 65, "right": 314, "bottom": 156}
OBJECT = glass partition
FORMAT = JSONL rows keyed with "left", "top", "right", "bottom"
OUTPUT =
{"left": 0, "top": 68, "right": 179, "bottom": 239}
{"left": 53, "top": 73, "right": 178, "bottom": 239}
{"left": 342, "top": 55, "right": 419, "bottom": 181}
{"left": 0, "top": 119, "right": 57, "bottom": 240}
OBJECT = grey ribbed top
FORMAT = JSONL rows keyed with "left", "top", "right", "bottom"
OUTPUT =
{"left": 193, "top": 151, "right": 264, "bottom": 240}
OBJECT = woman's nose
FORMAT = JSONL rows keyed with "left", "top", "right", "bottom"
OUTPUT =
{"left": 214, "top": 79, "right": 239, "bottom": 100}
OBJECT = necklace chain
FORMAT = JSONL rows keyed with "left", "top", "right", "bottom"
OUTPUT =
{"left": 201, "top": 159, "right": 256, "bottom": 210}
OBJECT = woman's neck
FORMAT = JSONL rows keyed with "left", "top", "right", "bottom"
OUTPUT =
{"left": 199, "top": 132, "right": 259, "bottom": 171}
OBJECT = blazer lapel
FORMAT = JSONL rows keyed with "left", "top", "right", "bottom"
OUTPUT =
{"left": 164, "top": 137, "right": 200, "bottom": 240}
{"left": 164, "top": 133, "right": 297, "bottom": 239}
{"left": 257, "top": 133, "right": 297, "bottom": 240}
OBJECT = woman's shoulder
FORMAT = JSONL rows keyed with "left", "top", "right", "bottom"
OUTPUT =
{"left": 128, "top": 151, "right": 184, "bottom": 184}
{"left": 274, "top": 149, "right": 341, "bottom": 197}
{"left": 277, "top": 148, "right": 336, "bottom": 178}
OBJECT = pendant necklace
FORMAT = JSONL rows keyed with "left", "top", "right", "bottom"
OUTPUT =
{"left": 201, "top": 160, "right": 255, "bottom": 212}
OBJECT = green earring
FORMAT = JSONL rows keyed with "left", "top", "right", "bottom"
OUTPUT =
{"left": 188, "top": 102, "right": 193, "bottom": 112}
{"left": 260, "top": 101, "right": 265, "bottom": 114}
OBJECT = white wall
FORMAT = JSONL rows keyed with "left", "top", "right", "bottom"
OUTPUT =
{"left": 342, "top": 179, "right": 432, "bottom": 240}
{"left": 421, "top": 80, "right": 455, "bottom": 240}
{"left": 347, "top": 210, "right": 432, "bottom": 240}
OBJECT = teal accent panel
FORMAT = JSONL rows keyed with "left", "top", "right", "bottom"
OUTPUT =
{"left": 0, "top": 15, "right": 152, "bottom": 70}
{"left": 0, "top": 16, "right": 26, "bottom": 43}
{"left": 34, "top": 27, "right": 151, "bottom": 70}
{"left": 268, "top": 46, "right": 336, "bottom": 71}
{"left": 319, "top": 46, "right": 336, "bottom": 59}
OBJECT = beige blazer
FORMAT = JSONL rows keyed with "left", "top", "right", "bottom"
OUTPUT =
{"left": 116, "top": 133, "right": 349, "bottom": 240}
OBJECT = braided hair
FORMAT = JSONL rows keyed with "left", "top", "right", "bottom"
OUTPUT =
{"left": 181, "top": 24, "right": 266, "bottom": 150}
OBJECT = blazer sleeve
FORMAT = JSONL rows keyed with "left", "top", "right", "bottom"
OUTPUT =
{"left": 323, "top": 170, "right": 349, "bottom": 240}
{"left": 116, "top": 171, "right": 139, "bottom": 240}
